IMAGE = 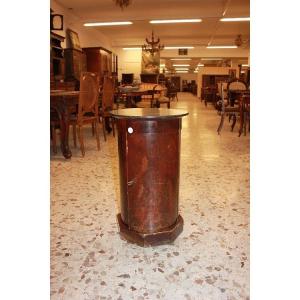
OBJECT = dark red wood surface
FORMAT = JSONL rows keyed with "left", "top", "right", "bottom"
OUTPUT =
{"left": 113, "top": 108, "right": 188, "bottom": 246}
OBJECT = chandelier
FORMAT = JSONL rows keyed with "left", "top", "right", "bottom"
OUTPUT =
{"left": 142, "top": 31, "right": 164, "bottom": 55}
{"left": 113, "top": 0, "right": 132, "bottom": 9}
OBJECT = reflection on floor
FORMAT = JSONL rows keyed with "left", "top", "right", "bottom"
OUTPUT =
{"left": 51, "top": 92, "right": 250, "bottom": 300}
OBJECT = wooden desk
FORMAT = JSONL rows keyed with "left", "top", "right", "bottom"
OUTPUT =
{"left": 118, "top": 84, "right": 166, "bottom": 108}
{"left": 50, "top": 90, "right": 79, "bottom": 159}
{"left": 111, "top": 108, "right": 188, "bottom": 247}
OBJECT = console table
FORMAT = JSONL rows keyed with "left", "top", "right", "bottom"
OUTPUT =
{"left": 110, "top": 108, "right": 188, "bottom": 247}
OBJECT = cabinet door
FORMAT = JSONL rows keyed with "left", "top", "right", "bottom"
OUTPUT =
{"left": 126, "top": 119, "right": 180, "bottom": 233}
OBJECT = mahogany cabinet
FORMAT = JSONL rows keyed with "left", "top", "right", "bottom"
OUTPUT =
{"left": 110, "top": 108, "right": 188, "bottom": 247}
{"left": 82, "top": 47, "right": 112, "bottom": 78}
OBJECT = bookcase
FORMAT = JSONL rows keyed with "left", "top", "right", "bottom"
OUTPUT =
{"left": 50, "top": 32, "right": 65, "bottom": 88}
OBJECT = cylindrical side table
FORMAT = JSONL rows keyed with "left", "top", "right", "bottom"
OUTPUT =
{"left": 110, "top": 108, "right": 188, "bottom": 247}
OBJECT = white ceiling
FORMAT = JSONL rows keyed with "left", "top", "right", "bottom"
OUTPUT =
{"left": 56, "top": 0, "right": 250, "bottom": 48}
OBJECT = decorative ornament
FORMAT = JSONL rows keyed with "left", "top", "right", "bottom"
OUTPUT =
{"left": 114, "top": 0, "right": 132, "bottom": 9}
{"left": 142, "top": 31, "right": 164, "bottom": 55}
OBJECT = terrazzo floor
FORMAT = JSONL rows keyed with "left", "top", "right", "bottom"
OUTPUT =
{"left": 50, "top": 92, "right": 250, "bottom": 300}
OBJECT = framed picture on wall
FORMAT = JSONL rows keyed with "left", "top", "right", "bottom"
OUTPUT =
{"left": 67, "top": 29, "right": 81, "bottom": 51}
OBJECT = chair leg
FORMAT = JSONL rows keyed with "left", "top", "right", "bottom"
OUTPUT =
{"left": 77, "top": 125, "right": 85, "bottom": 157}
{"left": 248, "top": 113, "right": 250, "bottom": 132}
{"left": 112, "top": 118, "right": 115, "bottom": 137}
{"left": 217, "top": 113, "right": 225, "bottom": 135}
{"left": 51, "top": 126, "right": 57, "bottom": 154}
{"left": 94, "top": 121, "right": 100, "bottom": 150}
{"left": 102, "top": 117, "right": 107, "bottom": 142}
{"left": 91, "top": 123, "right": 95, "bottom": 136}
{"left": 72, "top": 124, "right": 77, "bottom": 148}
{"left": 231, "top": 114, "right": 237, "bottom": 131}
{"left": 243, "top": 112, "right": 247, "bottom": 136}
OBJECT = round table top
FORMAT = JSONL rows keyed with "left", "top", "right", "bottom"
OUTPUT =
{"left": 110, "top": 108, "right": 189, "bottom": 119}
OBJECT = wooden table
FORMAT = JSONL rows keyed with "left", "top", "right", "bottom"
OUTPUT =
{"left": 118, "top": 84, "right": 166, "bottom": 108}
{"left": 50, "top": 90, "right": 79, "bottom": 159}
{"left": 110, "top": 108, "right": 188, "bottom": 247}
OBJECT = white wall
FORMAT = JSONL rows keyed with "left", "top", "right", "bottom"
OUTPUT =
{"left": 196, "top": 66, "right": 239, "bottom": 97}
{"left": 51, "top": 0, "right": 112, "bottom": 50}
{"left": 113, "top": 48, "right": 142, "bottom": 82}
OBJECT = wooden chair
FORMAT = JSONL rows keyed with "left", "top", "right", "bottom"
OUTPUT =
{"left": 70, "top": 72, "right": 100, "bottom": 157}
{"left": 238, "top": 94, "right": 250, "bottom": 137}
{"left": 217, "top": 83, "right": 240, "bottom": 134}
{"left": 165, "top": 80, "right": 178, "bottom": 102}
{"left": 151, "top": 85, "right": 171, "bottom": 108}
{"left": 99, "top": 76, "right": 116, "bottom": 141}
{"left": 227, "top": 78, "right": 248, "bottom": 106}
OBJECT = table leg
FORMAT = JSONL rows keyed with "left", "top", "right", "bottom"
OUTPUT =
{"left": 56, "top": 100, "right": 72, "bottom": 159}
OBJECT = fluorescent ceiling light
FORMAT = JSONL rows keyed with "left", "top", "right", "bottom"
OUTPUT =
{"left": 173, "top": 64, "right": 190, "bottom": 66}
{"left": 197, "top": 64, "right": 204, "bottom": 66}
{"left": 160, "top": 64, "right": 166, "bottom": 67}
{"left": 164, "top": 46, "right": 194, "bottom": 49}
{"left": 176, "top": 71, "right": 188, "bottom": 73}
{"left": 150, "top": 19, "right": 202, "bottom": 24}
{"left": 201, "top": 58, "right": 222, "bottom": 60}
{"left": 220, "top": 17, "right": 250, "bottom": 22}
{"left": 207, "top": 45, "right": 238, "bottom": 49}
{"left": 84, "top": 21, "right": 133, "bottom": 26}
{"left": 123, "top": 47, "right": 141, "bottom": 50}
{"left": 194, "top": 71, "right": 198, "bottom": 73}
{"left": 170, "top": 58, "right": 192, "bottom": 61}
{"left": 175, "top": 68, "right": 189, "bottom": 70}
{"left": 242, "top": 64, "right": 249, "bottom": 67}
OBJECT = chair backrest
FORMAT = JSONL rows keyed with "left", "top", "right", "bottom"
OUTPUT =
{"left": 78, "top": 72, "right": 100, "bottom": 121}
{"left": 102, "top": 76, "right": 115, "bottom": 111}
{"left": 227, "top": 78, "right": 248, "bottom": 91}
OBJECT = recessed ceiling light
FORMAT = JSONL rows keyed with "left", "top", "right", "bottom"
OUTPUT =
{"left": 220, "top": 17, "right": 250, "bottom": 22}
{"left": 197, "top": 64, "right": 204, "bottom": 66}
{"left": 194, "top": 71, "right": 198, "bottom": 73}
{"left": 176, "top": 71, "right": 188, "bottom": 73}
{"left": 206, "top": 46, "right": 238, "bottom": 49}
{"left": 164, "top": 46, "right": 194, "bottom": 49}
{"left": 150, "top": 19, "right": 202, "bottom": 24}
{"left": 84, "top": 21, "right": 133, "bottom": 27}
{"left": 123, "top": 47, "right": 141, "bottom": 50}
{"left": 173, "top": 64, "right": 190, "bottom": 66}
{"left": 170, "top": 58, "right": 192, "bottom": 61}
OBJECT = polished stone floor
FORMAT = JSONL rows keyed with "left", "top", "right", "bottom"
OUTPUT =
{"left": 50, "top": 92, "right": 250, "bottom": 300}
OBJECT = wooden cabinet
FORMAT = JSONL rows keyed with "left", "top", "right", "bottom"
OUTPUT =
{"left": 82, "top": 47, "right": 113, "bottom": 78}
{"left": 111, "top": 108, "right": 188, "bottom": 246}
{"left": 64, "top": 48, "right": 87, "bottom": 81}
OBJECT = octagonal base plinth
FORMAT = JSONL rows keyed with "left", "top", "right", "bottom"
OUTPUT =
{"left": 117, "top": 213, "right": 184, "bottom": 247}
